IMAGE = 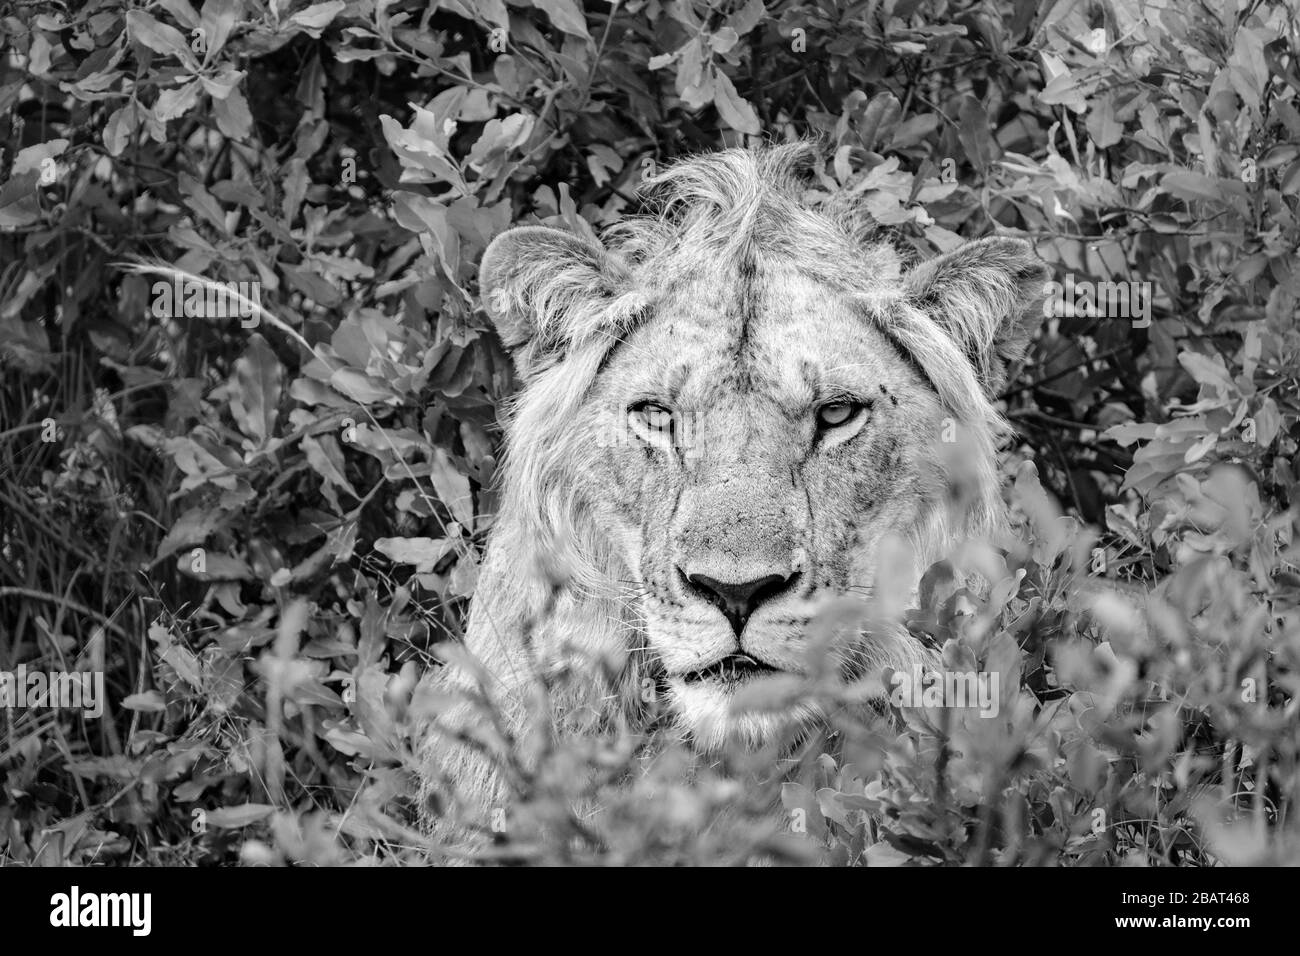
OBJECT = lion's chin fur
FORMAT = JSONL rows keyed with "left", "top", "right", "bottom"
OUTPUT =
{"left": 666, "top": 678, "right": 822, "bottom": 753}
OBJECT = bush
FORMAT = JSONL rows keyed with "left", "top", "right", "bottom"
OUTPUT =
{"left": 1, "top": 0, "right": 1298, "bottom": 865}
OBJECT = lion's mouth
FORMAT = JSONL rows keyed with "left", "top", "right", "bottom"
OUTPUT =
{"left": 683, "top": 653, "right": 780, "bottom": 684}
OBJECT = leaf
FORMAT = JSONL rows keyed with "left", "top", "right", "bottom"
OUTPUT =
{"left": 156, "top": 506, "right": 225, "bottom": 561}
{"left": 467, "top": 113, "right": 534, "bottom": 169}
{"left": 231, "top": 333, "right": 282, "bottom": 445}
{"left": 302, "top": 434, "right": 359, "bottom": 498}
{"left": 122, "top": 690, "right": 167, "bottom": 712}
{"left": 281, "top": 157, "right": 309, "bottom": 222}
{"left": 160, "top": 644, "right": 203, "bottom": 689}
{"left": 382, "top": 116, "right": 463, "bottom": 186}
{"left": 213, "top": 87, "right": 253, "bottom": 139}
{"left": 1178, "top": 351, "right": 1234, "bottom": 393}
{"left": 176, "top": 550, "right": 254, "bottom": 581}
{"left": 0, "top": 171, "right": 41, "bottom": 228}
{"left": 159, "top": 0, "right": 201, "bottom": 28}
{"left": 712, "top": 69, "right": 760, "bottom": 135}
{"left": 1104, "top": 422, "right": 1159, "bottom": 447}
{"left": 27, "top": 32, "right": 62, "bottom": 78}
{"left": 1161, "top": 170, "right": 1236, "bottom": 204}
{"left": 200, "top": 67, "right": 245, "bottom": 100}
{"left": 179, "top": 171, "right": 227, "bottom": 231}
{"left": 1224, "top": 26, "right": 1271, "bottom": 116}
{"left": 287, "top": 1, "right": 345, "bottom": 33}
{"left": 864, "top": 841, "right": 911, "bottom": 866}
{"left": 329, "top": 320, "right": 376, "bottom": 369}
{"left": 199, "top": 0, "right": 241, "bottom": 63}
{"left": 676, "top": 40, "right": 711, "bottom": 109}
{"left": 1037, "top": 52, "right": 1087, "bottom": 112}
{"left": 328, "top": 367, "right": 400, "bottom": 404}
{"left": 531, "top": 0, "right": 590, "bottom": 39}
{"left": 448, "top": 553, "right": 479, "bottom": 597}
{"left": 12, "top": 139, "right": 68, "bottom": 176}
{"left": 75, "top": 68, "right": 126, "bottom": 95}
{"left": 586, "top": 144, "right": 623, "bottom": 187}
{"left": 856, "top": 92, "right": 901, "bottom": 153}
{"left": 103, "top": 103, "right": 139, "bottom": 157}
{"left": 1105, "top": 505, "right": 1145, "bottom": 549}
{"left": 164, "top": 436, "right": 238, "bottom": 489}
{"left": 447, "top": 0, "right": 508, "bottom": 29}
{"left": 374, "top": 536, "right": 452, "bottom": 572}
{"left": 1184, "top": 431, "right": 1218, "bottom": 464}
{"left": 0, "top": 81, "right": 19, "bottom": 117}
{"left": 1086, "top": 94, "right": 1123, "bottom": 148}
{"left": 957, "top": 94, "right": 996, "bottom": 172}
{"left": 125, "top": 10, "right": 198, "bottom": 69}
{"left": 392, "top": 194, "right": 458, "bottom": 272}
{"left": 283, "top": 264, "right": 340, "bottom": 306}
{"left": 709, "top": 27, "right": 740, "bottom": 54}
{"left": 153, "top": 80, "right": 202, "bottom": 122}
{"left": 204, "top": 804, "right": 276, "bottom": 829}
{"left": 212, "top": 179, "right": 264, "bottom": 209}
{"left": 1254, "top": 397, "right": 1281, "bottom": 447}
{"left": 816, "top": 787, "right": 877, "bottom": 830}
{"left": 726, "top": 0, "right": 766, "bottom": 36}
{"left": 780, "top": 783, "right": 828, "bottom": 839}
{"left": 429, "top": 447, "right": 474, "bottom": 530}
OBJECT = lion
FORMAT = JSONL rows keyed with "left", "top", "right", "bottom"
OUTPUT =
{"left": 415, "top": 141, "right": 1048, "bottom": 829}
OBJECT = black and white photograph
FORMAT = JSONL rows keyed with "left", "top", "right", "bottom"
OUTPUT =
{"left": 0, "top": 0, "right": 1295, "bottom": 922}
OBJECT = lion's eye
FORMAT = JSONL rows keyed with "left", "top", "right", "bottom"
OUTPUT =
{"left": 628, "top": 401, "right": 674, "bottom": 443}
{"left": 816, "top": 402, "right": 862, "bottom": 429}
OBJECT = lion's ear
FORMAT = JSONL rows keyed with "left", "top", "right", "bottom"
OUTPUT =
{"left": 479, "top": 226, "right": 630, "bottom": 374}
{"left": 903, "top": 237, "right": 1049, "bottom": 396}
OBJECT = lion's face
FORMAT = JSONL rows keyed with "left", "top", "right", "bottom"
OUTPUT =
{"left": 474, "top": 146, "right": 1046, "bottom": 754}
{"left": 577, "top": 262, "right": 951, "bottom": 745}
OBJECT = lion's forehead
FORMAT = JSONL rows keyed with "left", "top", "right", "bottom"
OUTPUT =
{"left": 604, "top": 259, "right": 917, "bottom": 410}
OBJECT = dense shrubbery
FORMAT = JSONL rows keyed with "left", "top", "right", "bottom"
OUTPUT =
{"left": 1, "top": 0, "right": 1298, "bottom": 864}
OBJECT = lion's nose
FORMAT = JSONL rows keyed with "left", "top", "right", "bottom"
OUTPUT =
{"left": 681, "top": 570, "right": 799, "bottom": 637}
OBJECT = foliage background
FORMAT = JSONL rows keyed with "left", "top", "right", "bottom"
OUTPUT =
{"left": 1, "top": 0, "right": 1299, "bottom": 865}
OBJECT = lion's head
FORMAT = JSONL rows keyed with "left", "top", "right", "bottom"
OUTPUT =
{"left": 464, "top": 142, "right": 1046, "bottom": 753}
